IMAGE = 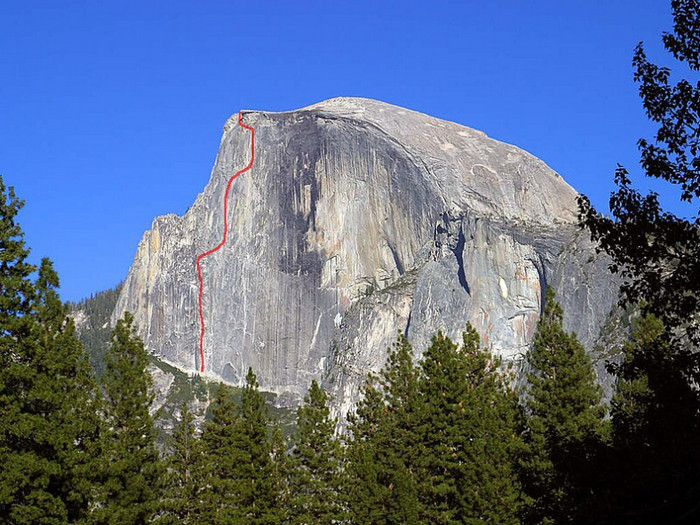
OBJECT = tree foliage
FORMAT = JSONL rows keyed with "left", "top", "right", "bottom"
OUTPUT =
{"left": 159, "top": 403, "right": 202, "bottom": 524}
{"left": 97, "top": 312, "right": 164, "bottom": 524}
{"left": 347, "top": 329, "right": 525, "bottom": 525}
{"left": 198, "top": 369, "right": 281, "bottom": 524}
{"left": 521, "top": 286, "right": 607, "bottom": 523}
{"left": 289, "top": 379, "right": 344, "bottom": 524}
{"left": 345, "top": 335, "right": 421, "bottom": 525}
{"left": 416, "top": 327, "right": 525, "bottom": 524}
{"left": 230, "top": 368, "right": 280, "bottom": 524}
{"left": 197, "top": 383, "right": 240, "bottom": 523}
{"left": 0, "top": 177, "right": 103, "bottom": 524}
{"left": 0, "top": 177, "right": 34, "bottom": 342}
{"left": 579, "top": 0, "right": 700, "bottom": 342}
{"left": 605, "top": 314, "right": 700, "bottom": 521}
{"left": 578, "top": 2, "right": 700, "bottom": 520}
{"left": 69, "top": 283, "right": 123, "bottom": 377}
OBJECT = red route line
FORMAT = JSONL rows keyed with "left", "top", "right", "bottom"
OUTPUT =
{"left": 196, "top": 111, "right": 255, "bottom": 372}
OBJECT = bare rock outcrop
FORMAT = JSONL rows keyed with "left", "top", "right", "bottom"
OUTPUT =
{"left": 113, "top": 97, "right": 617, "bottom": 416}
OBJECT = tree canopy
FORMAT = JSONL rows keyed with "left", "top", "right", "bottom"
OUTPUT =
{"left": 579, "top": 0, "right": 700, "bottom": 343}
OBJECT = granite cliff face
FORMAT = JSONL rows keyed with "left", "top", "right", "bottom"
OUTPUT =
{"left": 112, "top": 97, "right": 617, "bottom": 415}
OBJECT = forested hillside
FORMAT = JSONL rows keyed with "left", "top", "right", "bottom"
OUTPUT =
{"left": 69, "top": 284, "right": 122, "bottom": 376}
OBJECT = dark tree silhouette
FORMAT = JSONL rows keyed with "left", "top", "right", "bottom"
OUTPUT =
{"left": 579, "top": 0, "right": 700, "bottom": 343}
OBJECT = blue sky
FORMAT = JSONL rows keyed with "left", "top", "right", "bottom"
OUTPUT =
{"left": 0, "top": 1, "right": 682, "bottom": 302}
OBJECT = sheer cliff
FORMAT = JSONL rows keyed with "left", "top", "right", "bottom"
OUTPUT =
{"left": 112, "top": 97, "right": 617, "bottom": 415}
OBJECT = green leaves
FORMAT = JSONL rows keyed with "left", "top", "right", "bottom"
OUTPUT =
{"left": 522, "top": 287, "right": 607, "bottom": 523}
{"left": 576, "top": 4, "right": 700, "bottom": 519}
{"left": 417, "top": 328, "right": 524, "bottom": 524}
{"left": 346, "top": 329, "right": 525, "bottom": 525}
{"left": 0, "top": 177, "right": 34, "bottom": 340}
{"left": 288, "top": 380, "right": 344, "bottom": 524}
{"left": 98, "top": 312, "right": 164, "bottom": 524}
{"left": 346, "top": 335, "right": 422, "bottom": 525}
{"left": 0, "top": 177, "right": 103, "bottom": 524}
{"left": 605, "top": 314, "right": 700, "bottom": 520}
{"left": 197, "top": 370, "right": 283, "bottom": 525}
{"left": 159, "top": 403, "right": 202, "bottom": 524}
{"left": 579, "top": 0, "right": 700, "bottom": 344}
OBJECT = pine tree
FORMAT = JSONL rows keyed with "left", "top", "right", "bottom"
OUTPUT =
{"left": 159, "top": 403, "right": 202, "bottom": 524}
{"left": 269, "top": 424, "right": 291, "bottom": 524}
{"left": 415, "top": 326, "right": 524, "bottom": 524}
{"left": 230, "top": 368, "right": 279, "bottom": 525}
{"left": 0, "top": 176, "right": 34, "bottom": 344}
{"left": 0, "top": 185, "right": 54, "bottom": 522}
{"left": 199, "top": 369, "right": 280, "bottom": 524}
{"left": 289, "top": 380, "right": 344, "bottom": 524}
{"left": 97, "top": 312, "right": 164, "bottom": 524}
{"left": 345, "top": 373, "right": 390, "bottom": 525}
{"left": 345, "top": 335, "right": 421, "bottom": 525}
{"left": 198, "top": 383, "right": 240, "bottom": 523}
{"left": 28, "top": 260, "right": 104, "bottom": 522}
{"left": 522, "top": 286, "right": 607, "bottom": 523}
{"left": 0, "top": 178, "right": 36, "bottom": 518}
{"left": 0, "top": 178, "right": 102, "bottom": 523}
{"left": 69, "top": 283, "right": 123, "bottom": 377}
{"left": 374, "top": 334, "right": 421, "bottom": 524}
{"left": 606, "top": 314, "right": 700, "bottom": 521}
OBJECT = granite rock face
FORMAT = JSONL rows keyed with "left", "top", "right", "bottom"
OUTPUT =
{"left": 112, "top": 97, "right": 617, "bottom": 416}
